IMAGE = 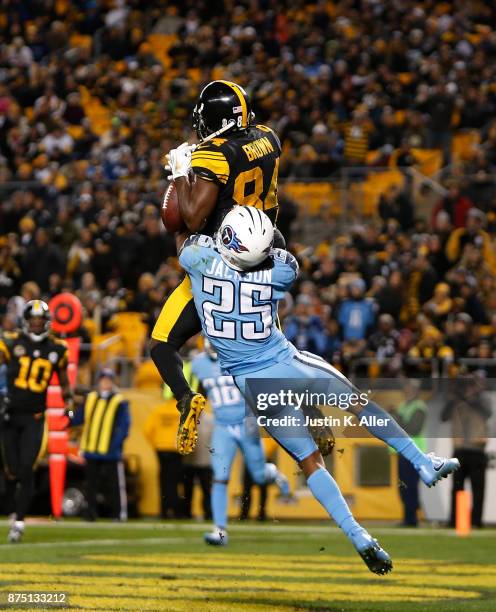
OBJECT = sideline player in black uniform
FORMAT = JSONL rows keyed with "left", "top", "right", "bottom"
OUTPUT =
{"left": 0, "top": 300, "right": 72, "bottom": 542}
{"left": 151, "top": 80, "right": 284, "bottom": 455}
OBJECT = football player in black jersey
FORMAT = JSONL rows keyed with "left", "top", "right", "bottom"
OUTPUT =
{"left": 151, "top": 80, "right": 285, "bottom": 455}
{"left": 0, "top": 300, "right": 72, "bottom": 542}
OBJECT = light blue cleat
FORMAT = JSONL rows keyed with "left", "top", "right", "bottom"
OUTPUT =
{"left": 350, "top": 529, "right": 393, "bottom": 575}
{"left": 204, "top": 528, "right": 228, "bottom": 546}
{"left": 276, "top": 473, "right": 291, "bottom": 498}
{"left": 418, "top": 452, "right": 460, "bottom": 487}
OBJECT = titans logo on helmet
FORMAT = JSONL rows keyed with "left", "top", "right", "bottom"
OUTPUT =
{"left": 221, "top": 225, "right": 248, "bottom": 253}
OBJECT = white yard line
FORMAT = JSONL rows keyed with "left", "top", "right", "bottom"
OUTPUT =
{"left": 0, "top": 520, "right": 494, "bottom": 537}
{"left": 0, "top": 536, "right": 189, "bottom": 549}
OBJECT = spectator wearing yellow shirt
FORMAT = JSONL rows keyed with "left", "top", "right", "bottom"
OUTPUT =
{"left": 342, "top": 107, "right": 374, "bottom": 165}
{"left": 143, "top": 400, "right": 183, "bottom": 519}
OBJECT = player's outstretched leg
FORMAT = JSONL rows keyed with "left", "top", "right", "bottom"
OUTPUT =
{"left": 295, "top": 352, "right": 460, "bottom": 488}
{"left": 355, "top": 402, "right": 460, "bottom": 487}
{"left": 305, "top": 460, "right": 392, "bottom": 575}
{"left": 150, "top": 280, "right": 205, "bottom": 455}
{"left": 236, "top": 358, "right": 392, "bottom": 574}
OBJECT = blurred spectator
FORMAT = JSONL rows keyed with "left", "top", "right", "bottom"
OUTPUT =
{"left": 70, "top": 369, "right": 130, "bottom": 522}
{"left": 423, "top": 283, "right": 452, "bottom": 327}
{"left": 375, "top": 270, "right": 404, "bottom": 321}
{"left": 445, "top": 314, "right": 476, "bottom": 359}
{"left": 446, "top": 209, "right": 495, "bottom": 269}
{"left": 391, "top": 380, "right": 426, "bottom": 527}
{"left": 22, "top": 229, "right": 65, "bottom": 292}
{"left": 284, "top": 295, "right": 327, "bottom": 356}
{"left": 182, "top": 413, "right": 213, "bottom": 520}
{"left": 0, "top": 0, "right": 495, "bottom": 385}
{"left": 426, "top": 83, "right": 455, "bottom": 165}
{"left": 442, "top": 372, "right": 491, "bottom": 528}
{"left": 431, "top": 183, "right": 473, "bottom": 230}
{"left": 143, "top": 400, "right": 183, "bottom": 519}
{"left": 338, "top": 279, "right": 375, "bottom": 342}
{"left": 379, "top": 185, "right": 414, "bottom": 231}
{"left": 342, "top": 107, "right": 374, "bottom": 166}
{"left": 367, "top": 314, "right": 401, "bottom": 376}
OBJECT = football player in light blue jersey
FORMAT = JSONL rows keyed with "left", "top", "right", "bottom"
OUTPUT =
{"left": 179, "top": 206, "right": 460, "bottom": 575}
{"left": 192, "top": 339, "right": 290, "bottom": 546}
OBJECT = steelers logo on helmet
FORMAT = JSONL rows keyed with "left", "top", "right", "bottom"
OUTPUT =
{"left": 221, "top": 225, "right": 249, "bottom": 253}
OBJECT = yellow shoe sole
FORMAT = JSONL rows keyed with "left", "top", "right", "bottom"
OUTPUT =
{"left": 177, "top": 394, "right": 206, "bottom": 455}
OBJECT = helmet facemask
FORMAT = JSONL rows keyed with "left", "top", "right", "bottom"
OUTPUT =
{"left": 192, "top": 103, "right": 209, "bottom": 140}
{"left": 22, "top": 300, "right": 51, "bottom": 342}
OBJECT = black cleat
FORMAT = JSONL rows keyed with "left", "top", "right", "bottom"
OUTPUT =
{"left": 352, "top": 530, "right": 393, "bottom": 575}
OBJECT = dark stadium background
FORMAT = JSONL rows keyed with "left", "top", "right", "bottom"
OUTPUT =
{"left": 0, "top": 0, "right": 495, "bottom": 523}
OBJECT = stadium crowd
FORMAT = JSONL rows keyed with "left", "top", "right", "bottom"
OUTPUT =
{"left": 0, "top": 0, "right": 496, "bottom": 378}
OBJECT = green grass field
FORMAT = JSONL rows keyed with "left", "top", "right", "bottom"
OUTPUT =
{"left": 0, "top": 521, "right": 495, "bottom": 612}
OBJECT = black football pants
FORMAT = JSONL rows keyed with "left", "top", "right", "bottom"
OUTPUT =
{"left": 1, "top": 413, "right": 45, "bottom": 521}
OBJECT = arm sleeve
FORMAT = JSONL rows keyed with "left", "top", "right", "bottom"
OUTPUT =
{"left": 271, "top": 249, "right": 299, "bottom": 291}
{"left": 57, "top": 347, "right": 69, "bottom": 371}
{"left": 191, "top": 144, "right": 230, "bottom": 186}
{"left": 71, "top": 403, "right": 85, "bottom": 426}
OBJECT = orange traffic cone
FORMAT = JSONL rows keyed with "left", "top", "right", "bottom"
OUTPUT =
{"left": 49, "top": 454, "right": 67, "bottom": 519}
{"left": 455, "top": 490, "right": 471, "bottom": 536}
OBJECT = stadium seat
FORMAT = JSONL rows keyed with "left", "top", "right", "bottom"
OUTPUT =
{"left": 147, "top": 33, "right": 177, "bottom": 70}
{"left": 133, "top": 359, "right": 163, "bottom": 389}
{"left": 284, "top": 182, "right": 338, "bottom": 215}
{"left": 452, "top": 130, "right": 481, "bottom": 162}
{"left": 79, "top": 86, "right": 111, "bottom": 135}
{"left": 90, "top": 332, "right": 125, "bottom": 370}
{"left": 410, "top": 149, "right": 443, "bottom": 176}
{"left": 107, "top": 312, "right": 148, "bottom": 361}
{"left": 361, "top": 170, "right": 404, "bottom": 215}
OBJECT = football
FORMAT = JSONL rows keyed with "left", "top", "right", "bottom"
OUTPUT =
{"left": 161, "top": 182, "right": 185, "bottom": 233}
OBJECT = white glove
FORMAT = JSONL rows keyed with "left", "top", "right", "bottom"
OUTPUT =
{"left": 164, "top": 142, "right": 195, "bottom": 180}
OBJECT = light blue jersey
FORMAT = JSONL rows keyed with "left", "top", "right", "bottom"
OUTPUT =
{"left": 191, "top": 352, "right": 245, "bottom": 425}
{"left": 179, "top": 235, "right": 297, "bottom": 376}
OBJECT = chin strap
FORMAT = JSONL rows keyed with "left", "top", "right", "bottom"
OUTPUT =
{"left": 27, "top": 332, "right": 49, "bottom": 342}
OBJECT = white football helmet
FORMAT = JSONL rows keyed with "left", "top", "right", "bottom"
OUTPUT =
{"left": 216, "top": 206, "right": 274, "bottom": 271}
